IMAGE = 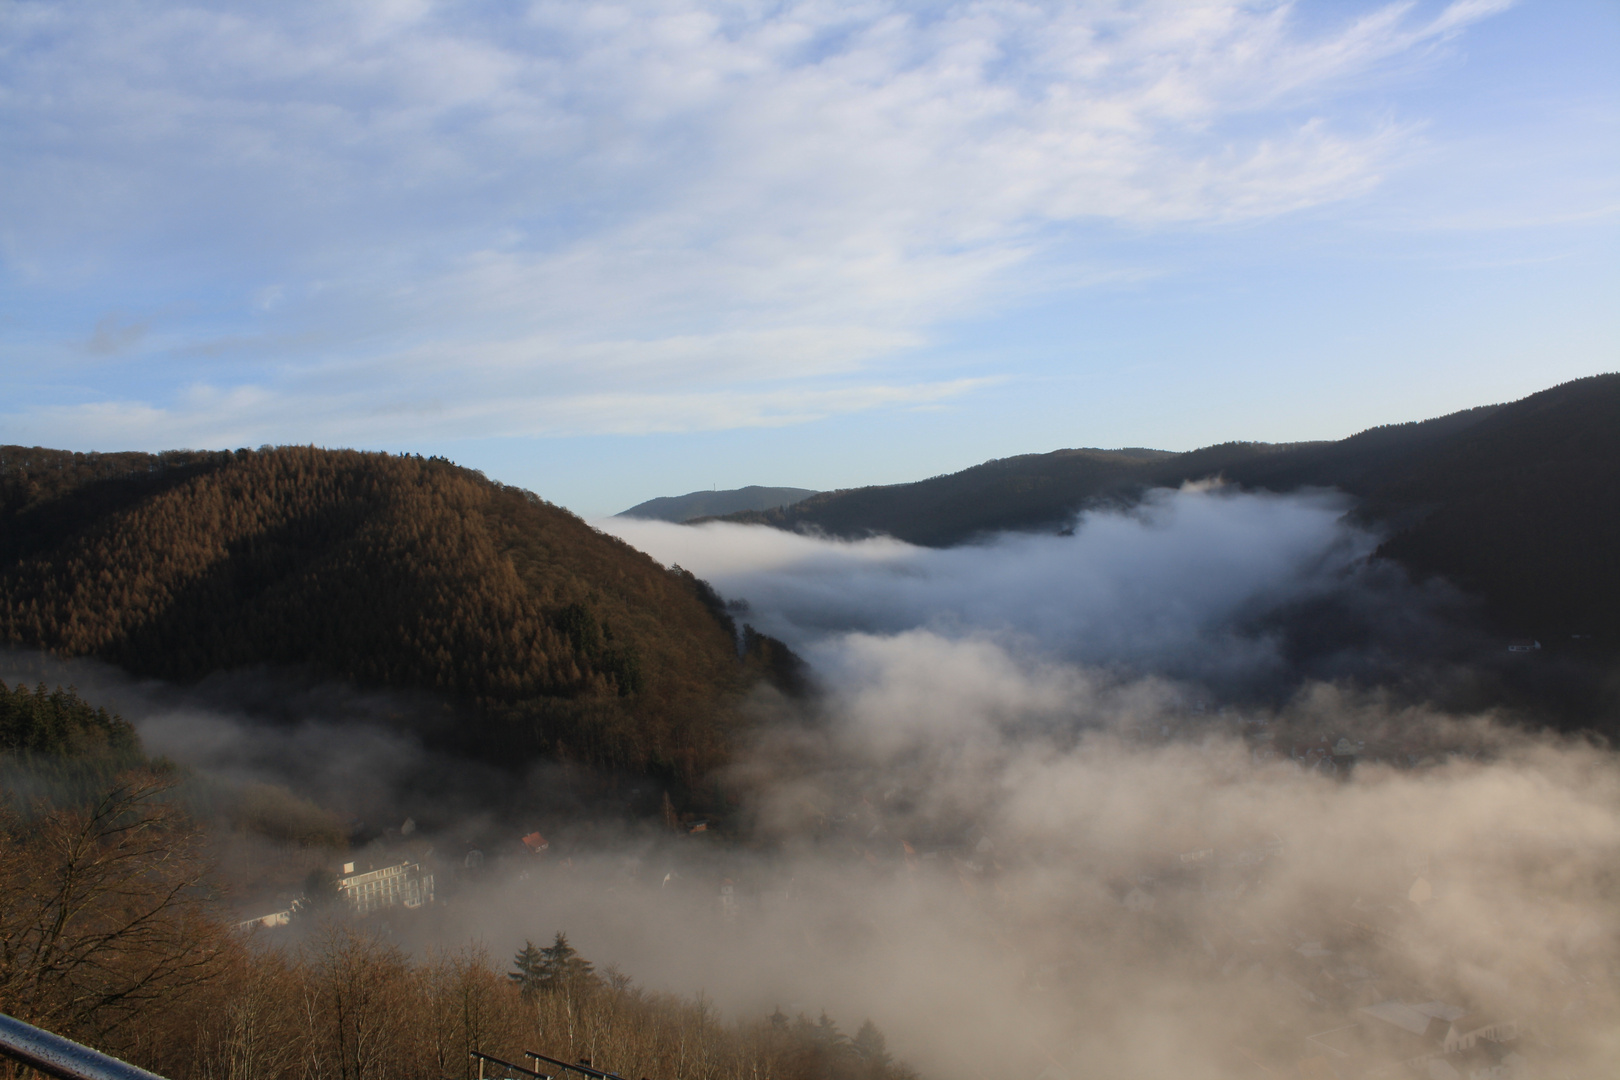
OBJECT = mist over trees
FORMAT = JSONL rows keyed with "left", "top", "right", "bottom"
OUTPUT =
{"left": 1, "top": 681, "right": 151, "bottom": 813}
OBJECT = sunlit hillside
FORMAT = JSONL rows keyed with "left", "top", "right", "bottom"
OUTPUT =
{"left": 0, "top": 446, "right": 801, "bottom": 780}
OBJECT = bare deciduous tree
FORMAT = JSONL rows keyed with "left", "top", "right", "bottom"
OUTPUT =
{"left": 0, "top": 771, "right": 227, "bottom": 1045}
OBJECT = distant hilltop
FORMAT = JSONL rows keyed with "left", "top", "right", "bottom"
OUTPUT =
{"left": 617, "top": 485, "right": 819, "bottom": 523}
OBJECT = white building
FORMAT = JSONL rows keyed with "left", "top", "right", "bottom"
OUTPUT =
{"left": 338, "top": 859, "right": 435, "bottom": 915}
{"left": 236, "top": 898, "right": 302, "bottom": 932}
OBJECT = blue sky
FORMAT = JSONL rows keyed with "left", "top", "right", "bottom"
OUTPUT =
{"left": 2, "top": 0, "right": 1615, "bottom": 516}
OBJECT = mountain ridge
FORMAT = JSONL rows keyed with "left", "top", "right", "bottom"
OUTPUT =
{"left": 708, "top": 375, "right": 1620, "bottom": 638}
{"left": 618, "top": 485, "right": 819, "bottom": 523}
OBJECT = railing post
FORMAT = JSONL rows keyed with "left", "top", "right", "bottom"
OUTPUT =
{"left": 470, "top": 1051, "right": 548, "bottom": 1080}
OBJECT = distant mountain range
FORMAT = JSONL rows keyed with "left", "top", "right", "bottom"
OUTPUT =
{"left": 713, "top": 375, "right": 1620, "bottom": 640}
{"left": 618, "top": 485, "right": 820, "bottom": 522}
{"left": 0, "top": 447, "right": 802, "bottom": 782}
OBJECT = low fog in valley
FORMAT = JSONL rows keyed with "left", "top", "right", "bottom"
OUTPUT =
{"left": 6, "top": 487, "right": 1616, "bottom": 1078}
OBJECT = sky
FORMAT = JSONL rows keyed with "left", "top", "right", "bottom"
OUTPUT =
{"left": 1, "top": 0, "right": 1616, "bottom": 516}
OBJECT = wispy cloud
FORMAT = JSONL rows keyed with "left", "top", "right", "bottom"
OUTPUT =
{"left": 0, "top": 374, "right": 993, "bottom": 448}
{"left": 85, "top": 313, "right": 148, "bottom": 356}
{"left": 0, "top": 0, "right": 1511, "bottom": 443}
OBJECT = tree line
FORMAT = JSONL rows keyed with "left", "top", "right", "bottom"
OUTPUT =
{"left": 0, "top": 681, "right": 140, "bottom": 761}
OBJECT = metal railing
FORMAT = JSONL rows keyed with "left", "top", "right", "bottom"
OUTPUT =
{"left": 525, "top": 1051, "right": 628, "bottom": 1080}
{"left": 475, "top": 1049, "right": 637, "bottom": 1080}
{"left": 0, "top": 1014, "right": 169, "bottom": 1080}
{"left": 1, "top": 1013, "right": 656, "bottom": 1080}
{"left": 471, "top": 1050, "right": 550, "bottom": 1080}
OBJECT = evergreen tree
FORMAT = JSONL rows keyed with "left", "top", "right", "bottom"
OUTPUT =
{"left": 813, "top": 1012, "right": 846, "bottom": 1048}
{"left": 0, "top": 682, "right": 140, "bottom": 759}
{"left": 510, "top": 939, "right": 546, "bottom": 1000}
{"left": 789, "top": 1012, "right": 857, "bottom": 1080}
{"left": 536, "top": 932, "right": 596, "bottom": 995}
{"left": 299, "top": 867, "right": 340, "bottom": 915}
{"left": 852, "top": 1020, "right": 892, "bottom": 1075}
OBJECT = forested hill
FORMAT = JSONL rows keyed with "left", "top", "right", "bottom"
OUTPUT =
{"left": 618, "top": 485, "right": 819, "bottom": 523}
{"left": 716, "top": 375, "right": 1620, "bottom": 637}
{"left": 0, "top": 446, "right": 795, "bottom": 779}
{"left": 1338, "top": 375, "right": 1620, "bottom": 640}
{"left": 709, "top": 442, "right": 1305, "bottom": 546}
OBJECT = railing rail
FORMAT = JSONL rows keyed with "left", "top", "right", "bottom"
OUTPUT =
{"left": 525, "top": 1050, "right": 628, "bottom": 1080}
{"left": 471, "top": 1050, "right": 550, "bottom": 1080}
{"left": 0, "top": 1015, "right": 169, "bottom": 1080}
{"left": 1, "top": 1014, "right": 654, "bottom": 1080}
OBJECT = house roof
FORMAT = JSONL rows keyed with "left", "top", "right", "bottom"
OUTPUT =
{"left": 1359, "top": 1000, "right": 1454, "bottom": 1036}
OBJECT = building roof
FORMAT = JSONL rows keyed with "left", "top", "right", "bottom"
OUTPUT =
{"left": 1358, "top": 999, "right": 1463, "bottom": 1039}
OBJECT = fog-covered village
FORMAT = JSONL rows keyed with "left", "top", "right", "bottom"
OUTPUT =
{"left": 219, "top": 697, "right": 1610, "bottom": 1080}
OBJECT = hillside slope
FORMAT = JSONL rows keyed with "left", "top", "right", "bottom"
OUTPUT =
{"left": 715, "top": 443, "right": 1313, "bottom": 546}
{"left": 619, "top": 485, "right": 819, "bottom": 523}
{"left": 0, "top": 447, "right": 789, "bottom": 778}
{"left": 715, "top": 375, "right": 1620, "bottom": 637}
{"left": 1351, "top": 376, "right": 1620, "bottom": 637}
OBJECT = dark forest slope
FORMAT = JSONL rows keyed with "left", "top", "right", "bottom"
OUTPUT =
{"left": 1348, "top": 376, "right": 1620, "bottom": 637}
{"left": 716, "top": 375, "right": 1620, "bottom": 637}
{"left": 0, "top": 447, "right": 790, "bottom": 779}
{"left": 713, "top": 443, "right": 1305, "bottom": 546}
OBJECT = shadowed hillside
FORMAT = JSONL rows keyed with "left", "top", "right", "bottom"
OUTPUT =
{"left": 714, "top": 375, "right": 1620, "bottom": 639}
{"left": 711, "top": 443, "right": 1305, "bottom": 546}
{"left": 0, "top": 446, "right": 797, "bottom": 780}
{"left": 1344, "top": 376, "right": 1620, "bottom": 639}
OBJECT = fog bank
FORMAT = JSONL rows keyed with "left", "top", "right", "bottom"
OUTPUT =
{"left": 601, "top": 484, "right": 1475, "bottom": 696}
{"left": 420, "top": 636, "right": 1620, "bottom": 1079}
